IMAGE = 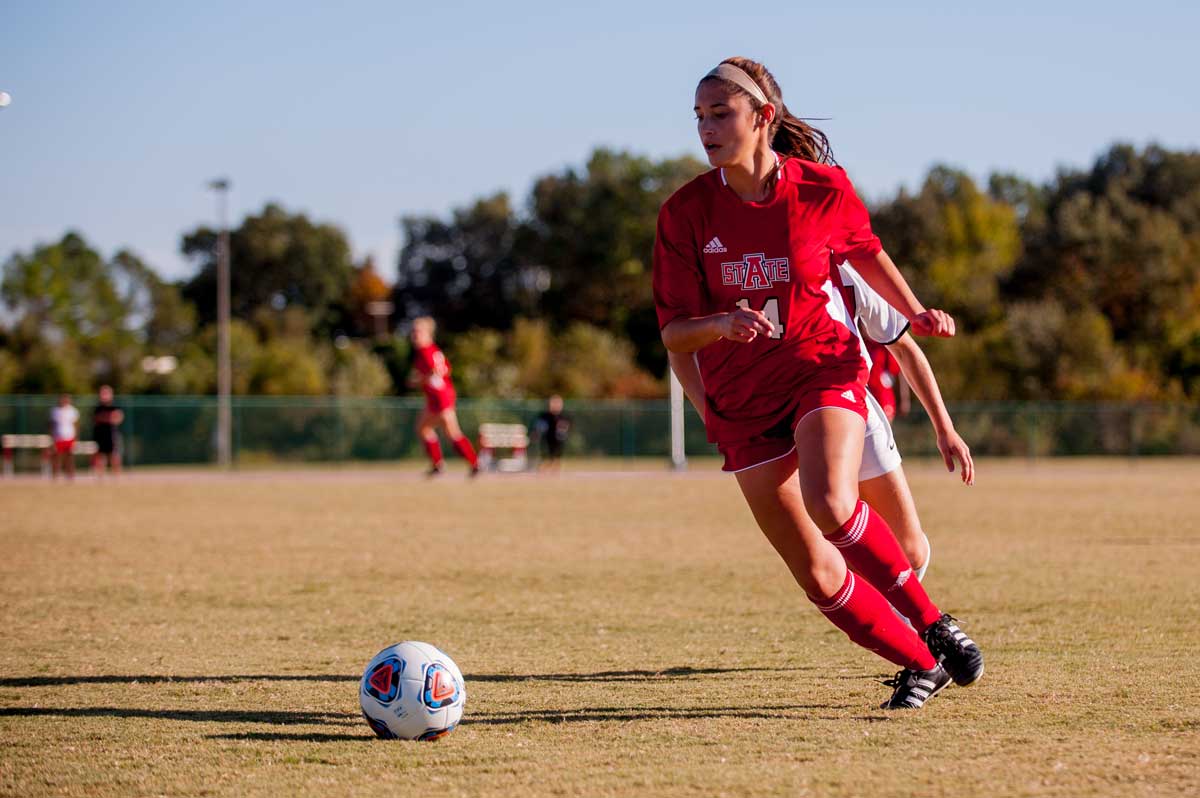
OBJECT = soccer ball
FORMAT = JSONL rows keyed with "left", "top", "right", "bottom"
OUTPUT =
{"left": 359, "top": 641, "right": 466, "bottom": 740}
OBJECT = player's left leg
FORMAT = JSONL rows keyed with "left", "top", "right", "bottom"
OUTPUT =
{"left": 63, "top": 442, "right": 76, "bottom": 479}
{"left": 793, "top": 408, "right": 940, "bottom": 631}
{"left": 796, "top": 407, "right": 982, "bottom": 686}
{"left": 860, "top": 468, "right": 931, "bottom": 628}
{"left": 733, "top": 453, "right": 945, "bottom": 693}
{"left": 438, "top": 409, "right": 479, "bottom": 474}
{"left": 416, "top": 409, "right": 444, "bottom": 474}
{"left": 857, "top": 393, "right": 929, "bottom": 577}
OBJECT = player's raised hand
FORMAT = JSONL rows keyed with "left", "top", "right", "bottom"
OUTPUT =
{"left": 910, "top": 309, "right": 956, "bottom": 338}
{"left": 937, "top": 428, "right": 974, "bottom": 486}
{"left": 721, "top": 307, "right": 774, "bottom": 343}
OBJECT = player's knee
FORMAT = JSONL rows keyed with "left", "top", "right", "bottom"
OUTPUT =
{"left": 801, "top": 551, "right": 847, "bottom": 601}
{"left": 902, "top": 535, "right": 928, "bottom": 570}
{"left": 807, "top": 489, "right": 858, "bottom": 533}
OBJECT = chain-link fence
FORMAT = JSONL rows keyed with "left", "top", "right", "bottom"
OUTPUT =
{"left": 2, "top": 395, "right": 1199, "bottom": 468}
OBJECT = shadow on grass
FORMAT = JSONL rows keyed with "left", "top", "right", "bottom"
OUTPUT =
{"left": 0, "top": 707, "right": 358, "bottom": 725}
{"left": 468, "top": 666, "right": 814, "bottom": 683}
{"left": 209, "top": 731, "right": 372, "bottom": 742}
{"left": 1, "top": 701, "right": 872, "bottom": 742}
{"left": 1, "top": 666, "right": 811, "bottom": 689}
{"left": 466, "top": 702, "right": 854, "bottom": 725}
{"left": 199, "top": 703, "right": 861, "bottom": 741}
{"left": 0, "top": 674, "right": 356, "bottom": 687}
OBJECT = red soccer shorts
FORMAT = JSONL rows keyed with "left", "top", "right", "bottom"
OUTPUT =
{"left": 425, "top": 388, "right": 457, "bottom": 414}
{"left": 718, "top": 381, "right": 869, "bottom": 473}
{"left": 53, "top": 439, "right": 75, "bottom": 455}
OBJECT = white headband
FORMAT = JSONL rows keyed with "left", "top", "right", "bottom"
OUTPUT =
{"left": 702, "top": 64, "right": 769, "bottom": 106}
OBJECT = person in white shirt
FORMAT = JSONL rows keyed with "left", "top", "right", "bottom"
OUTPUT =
{"left": 669, "top": 262, "right": 973, "bottom": 618}
{"left": 49, "top": 394, "right": 80, "bottom": 479}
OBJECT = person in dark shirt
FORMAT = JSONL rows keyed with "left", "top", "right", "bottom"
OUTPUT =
{"left": 533, "top": 395, "right": 571, "bottom": 471}
{"left": 92, "top": 384, "right": 124, "bottom": 475}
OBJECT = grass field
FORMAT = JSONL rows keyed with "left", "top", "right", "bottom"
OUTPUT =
{"left": 2, "top": 459, "right": 1198, "bottom": 797}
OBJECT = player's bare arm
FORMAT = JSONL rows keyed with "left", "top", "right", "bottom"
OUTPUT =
{"left": 848, "top": 250, "right": 955, "bottom": 338}
{"left": 661, "top": 309, "right": 774, "bottom": 352}
{"left": 887, "top": 333, "right": 974, "bottom": 485}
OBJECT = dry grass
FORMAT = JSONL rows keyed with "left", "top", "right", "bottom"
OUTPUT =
{"left": 1, "top": 458, "right": 1198, "bottom": 797}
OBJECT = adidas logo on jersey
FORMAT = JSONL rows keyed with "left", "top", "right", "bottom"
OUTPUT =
{"left": 703, "top": 237, "right": 727, "bottom": 254}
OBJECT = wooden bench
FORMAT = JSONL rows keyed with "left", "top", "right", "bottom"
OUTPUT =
{"left": 477, "top": 423, "right": 529, "bottom": 472}
{"left": 2, "top": 435, "right": 99, "bottom": 477}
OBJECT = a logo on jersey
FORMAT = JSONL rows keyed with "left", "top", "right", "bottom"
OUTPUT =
{"left": 703, "top": 236, "right": 727, "bottom": 254}
{"left": 721, "top": 253, "right": 790, "bottom": 291}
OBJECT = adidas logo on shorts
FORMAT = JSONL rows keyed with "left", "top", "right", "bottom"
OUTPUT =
{"left": 841, "top": 389, "right": 856, "bottom": 401}
{"left": 703, "top": 236, "right": 727, "bottom": 254}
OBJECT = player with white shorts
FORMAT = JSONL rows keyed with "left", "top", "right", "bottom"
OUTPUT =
{"left": 826, "top": 262, "right": 974, "bottom": 586}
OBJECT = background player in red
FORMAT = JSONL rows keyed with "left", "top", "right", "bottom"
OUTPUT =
{"left": 654, "top": 57, "right": 983, "bottom": 709}
{"left": 408, "top": 317, "right": 479, "bottom": 477}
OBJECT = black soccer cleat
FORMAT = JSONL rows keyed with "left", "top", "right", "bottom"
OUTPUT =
{"left": 426, "top": 463, "right": 445, "bottom": 478}
{"left": 922, "top": 613, "right": 984, "bottom": 686}
{"left": 880, "top": 663, "right": 952, "bottom": 710}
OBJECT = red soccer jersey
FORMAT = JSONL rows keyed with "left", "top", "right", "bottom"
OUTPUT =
{"left": 413, "top": 344, "right": 456, "bottom": 407}
{"left": 653, "top": 158, "right": 883, "bottom": 444}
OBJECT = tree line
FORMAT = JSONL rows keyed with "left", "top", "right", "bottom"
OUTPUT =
{"left": 3, "top": 143, "right": 1198, "bottom": 401}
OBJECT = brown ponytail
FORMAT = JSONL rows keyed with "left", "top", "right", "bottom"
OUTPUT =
{"left": 700, "top": 56, "right": 834, "bottom": 165}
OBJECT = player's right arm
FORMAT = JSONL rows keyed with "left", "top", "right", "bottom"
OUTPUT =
{"left": 887, "top": 333, "right": 974, "bottom": 486}
{"left": 661, "top": 310, "right": 774, "bottom": 352}
{"left": 667, "top": 351, "right": 707, "bottom": 422}
{"left": 654, "top": 203, "right": 773, "bottom": 352}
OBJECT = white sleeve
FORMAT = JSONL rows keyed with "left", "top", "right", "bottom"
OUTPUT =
{"left": 838, "top": 263, "right": 909, "bottom": 344}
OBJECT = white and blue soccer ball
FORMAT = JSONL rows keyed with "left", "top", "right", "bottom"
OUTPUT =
{"left": 359, "top": 641, "right": 466, "bottom": 740}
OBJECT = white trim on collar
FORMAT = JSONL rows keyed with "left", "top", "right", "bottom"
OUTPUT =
{"left": 720, "top": 151, "right": 781, "bottom": 187}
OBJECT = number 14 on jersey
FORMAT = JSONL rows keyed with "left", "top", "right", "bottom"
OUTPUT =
{"left": 736, "top": 297, "right": 784, "bottom": 339}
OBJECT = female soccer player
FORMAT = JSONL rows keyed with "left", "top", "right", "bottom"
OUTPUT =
{"left": 670, "top": 260, "right": 975, "bottom": 605}
{"left": 653, "top": 57, "right": 983, "bottom": 709}
{"left": 408, "top": 317, "right": 479, "bottom": 477}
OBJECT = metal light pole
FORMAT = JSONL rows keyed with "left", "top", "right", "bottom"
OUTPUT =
{"left": 208, "top": 178, "right": 232, "bottom": 468}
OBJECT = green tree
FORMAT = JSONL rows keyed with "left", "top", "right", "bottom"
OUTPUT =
{"left": 0, "top": 233, "right": 174, "bottom": 389}
{"left": 524, "top": 149, "right": 706, "bottom": 374}
{"left": 327, "top": 341, "right": 393, "bottom": 397}
{"left": 442, "top": 319, "right": 662, "bottom": 400}
{"left": 871, "top": 166, "right": 1021, "bottom": 329}
{"left": 395, "top": 193, "right": 538, "bottom": 332}
{"left": 181, "top": 203, "right": 356, "bottom": 336}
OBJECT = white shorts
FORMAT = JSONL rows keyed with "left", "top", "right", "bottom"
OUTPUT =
{"left": 860, "top": 391, "right": 902, "bottom": 481}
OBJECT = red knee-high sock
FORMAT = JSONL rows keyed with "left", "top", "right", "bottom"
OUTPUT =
{"left": 423, "top": 437, "right": 444, "bottom": 467}
{"left": 826, "top": 501, "right": 942, "bottom": 631}
{"left": 451, "top": 436, "right": 478, "bottom": 467}
{"left": 812, "top": 571, "right": 938, "bottom": 670}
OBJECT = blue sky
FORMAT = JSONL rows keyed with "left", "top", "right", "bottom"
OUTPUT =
{"left": 2, "top": 1, "right": 1197, "bottom": 281}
